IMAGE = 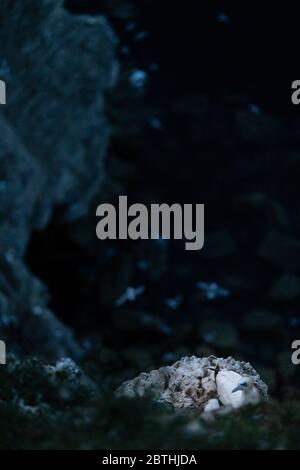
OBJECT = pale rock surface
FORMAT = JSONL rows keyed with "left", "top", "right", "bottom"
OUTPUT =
{"left": 116, "top": 355, "right": 268, "bottom": 412}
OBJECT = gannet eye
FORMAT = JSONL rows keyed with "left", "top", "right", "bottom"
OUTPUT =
{"left": 232, "top": 380, "right": 248, "bottom": 393}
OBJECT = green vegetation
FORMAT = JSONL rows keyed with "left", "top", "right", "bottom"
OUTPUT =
{"left": 0, "top": 356, "right": 299, "bottom": 450}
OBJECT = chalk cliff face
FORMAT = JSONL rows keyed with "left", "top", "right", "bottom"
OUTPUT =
{"left": 0, "top": 0, "right": 118, "bottom": 357}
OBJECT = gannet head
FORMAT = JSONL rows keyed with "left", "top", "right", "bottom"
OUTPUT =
{"left": 232, "top": 376, "right": 254, "bottom": 393}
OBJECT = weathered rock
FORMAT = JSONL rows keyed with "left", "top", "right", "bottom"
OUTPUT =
{"left": 44, "top": 357, "right": 96, "bottom": 400}
{"left": 0, "top": 0, "right": 117, "bottom": 247}
{"left": 0, "top": 0, "right": 117, "bottom": 357}
{"left": 116, "top": 355, "right": 268, "bottom": 411}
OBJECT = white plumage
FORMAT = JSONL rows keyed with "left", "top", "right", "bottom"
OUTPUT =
{"left": 203, "top": 398, "right": 220, "bottom": 413}
{"left": 216, "top": 370, "right": 244, "bottom": 408}
{"left": 216, "top": 370, "right": 260, "bottom": 409}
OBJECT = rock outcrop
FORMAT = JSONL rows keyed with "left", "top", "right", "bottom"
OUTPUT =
{"left": 116, "top": 356, "right": 268, "bottom": 412}
{"left": 0, "top": 0, "right": 118, "bottom": 358}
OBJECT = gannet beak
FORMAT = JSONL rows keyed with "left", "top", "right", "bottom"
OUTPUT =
{"left": 232, "top": 384, "right": 244, "bottom": 393}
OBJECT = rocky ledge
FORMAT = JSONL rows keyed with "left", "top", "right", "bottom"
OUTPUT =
{"left": 116, "top": 355, "right": 268, "bottom": 413}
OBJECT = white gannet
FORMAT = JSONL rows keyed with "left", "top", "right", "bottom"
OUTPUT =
{"left": 216, "top": 370, "right": 260, "bottom": 409}
{"left": 231, "top": 376, "right": 260, "bottom": 406}
{"left": 116, "top": 355, "right": 267, "bottom": 412}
